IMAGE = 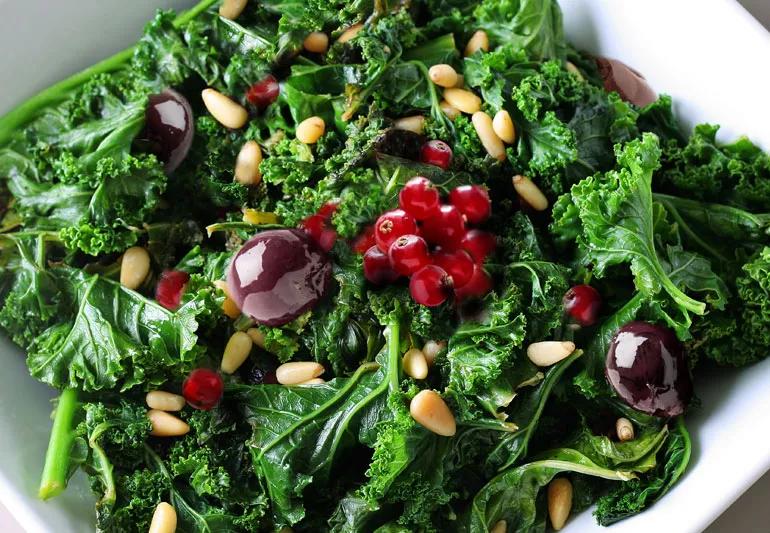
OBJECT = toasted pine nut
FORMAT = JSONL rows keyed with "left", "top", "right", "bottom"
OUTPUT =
{"left": 145, "top": 391, "right": 186, "bottom": 412}
{"left": 201, "top": 88, "right": 248, "bottom": 129}
{"left": 242, "top": 209, "right": 278, "bottom": 225}
{"left": 402, "top": 348, "right": 429, "bottom": 380}
{"left": 296, "top": 116, "right": 325, "bottom": 144}
{"left": 337, "top": 24, "right": 363, "bottom": 44}
{"left": 439, "top": 100, "right": 460, "bottom": 121}
{"left": 565, "top": 61, "right": 584, "bottom": 81}
{"left": 616, "top": 417, "right": 635, "bottom": 442}
{"left": 428, "top": 64, "right": 458, "bottom": 88}
{"left": 149, "top": 502, "right": 177, "bottom": 533}
{"left": 120, "top": 247, "right": 150, "bottom": 290}
{"left": 299, "top": 377, "right": 325, "bottom": 385}
{"left": 276, "top": 362, "right": 325, "bottom": 385}
{"left": 421, "top": 340, "right": 446, "bottom": 366}
{"left": 409, "top": 390, "right": 456, "bottom": 436}
{"left": 512, "top": 175, "right": 549, "bottom": 211}
{"left": 214, "top": 280, "right": 241, "bottom": 319}
{"left": 303, "top": 32, "right": 329, "bottom": 54}
{"left": 443, "top": 88, "right": 481, "bottom": 114}
{"left": 464, "top": 30, "right": 489, "bottom": 57}
{"left": 221, "top": 331, "right": 253, "bottom": 374}
{"left": 492, "top": 110, "right": 516, "bottom": 144}
{"left": 234, "top": 140, "right": 262, "bottom": 186}
{"left": 393, "top": 115, "right": 425, "bottom": 135}
{"left": 147, "top": 410, "right": 190, "bottom": 437}
{"left": 548, "top": 478, "right": 573, "bottom": 531}
{"left": 491, "top": 520, "right": 507, "bottom": 533}
{"left": 218, "top": 0, "right": 247, "bottom": 20}
{"left": 453, "top": 74, "right": 465, "bottom": 89}
{"left": 246, "top": 327, "right": 266, "bottom": 349}
{"left": 472, "top": 111, "right": 506, "bottom": 161}
{"left": 527, "top": 341, "right": 576, "bottom": 367}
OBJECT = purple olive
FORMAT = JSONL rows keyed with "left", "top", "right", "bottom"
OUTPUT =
{"left": 226, "top": 229, "right": 332, "bottom": 327}
{"left": 145, "top": 88, "right": 194, "bottom": 172}
{"left": 605, "top": 321, "right": 693, "bottom": 417}
{"left": 595, "top": 57, "right": 657, "bottom": 107}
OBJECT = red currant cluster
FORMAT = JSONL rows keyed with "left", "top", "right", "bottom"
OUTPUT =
{"left": 363, "top": 176, "right": 497, "bottom": 306}
{"left": 299, "top": 201, "right": 339, "bottom": 252}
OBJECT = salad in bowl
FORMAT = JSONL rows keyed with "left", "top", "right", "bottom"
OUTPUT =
{"left": 1, "top": 0, "right": 769, "bottom": 532}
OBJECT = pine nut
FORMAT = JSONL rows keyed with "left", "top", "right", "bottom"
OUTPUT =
{"left": 201, "top": 88, "right": 248, "bottom": 129}
{"left": 453, "top": 74, "right": 465, "bottom": 89}
{"left": 565, "top": 61, "right": 584, "bottom": 81}
{"left": 303, "top": 32, "right": 329, "bottom": 54}
{"left": 218, "top": 0, "right": 247, "bottom": 20}
{"left": 299, "top": 377, "right": 325, "bottom": 385}
{"left": 393, "top": 115, "right": 425, "bottom": 135}
{"left": 276, "top": 362, "right": 325, "bottom": 385}
{"left": 472, "top": 111, "right": 506, "bottom": 161}
{"left": 246, "top": 327, "right": 266, "bottom": 349}
{"left": 616, "top": 417, "right": 635, "bottom": 442}
{"left": 443, "top": 88, "right": 481, "bottom": 114}
{"left": 421, "top": 340, "right": 446, "bottom": 366}
{"left": 221, "top": 331, "right": 253, "bottom": 374}
{"left": 234, "top": 140, "right": 262, "bottom": 186}
{"left": 512, "top": 175, "right": 549, "bottom": 211}
{"left": 120, "top": 247, "right": 150, "bottom": 290}
{"left": 464, "top": 30, "right": 489, "bottom": 57}
{"left": 439, "top": 100, "right": 460, "bottom": 121}
{"left": 548, "top": 478, "right": 573, "bottom": 531}
{"left": 296, "top": 116, "right": 325, "bottom": 144}
{"left": 527, "top": 341, "right": 575, "bottom": 366}
{"left": 527, "top": 341, "right": 575, "bottom": 367}
{"left": 402, "top": 348, "right": 429, "bottom": 380}
{"left": 409, "top": 390, "right": 456, "bottom": 436}
{"left": 149, "top": 502, "right": 177, "bottom": 533}
{"left": 337, "top": 24, "right": 363, "bottom": 44}
{"left": 492, "top": 110, "right": 516, "bottom": 144}
{"left": 147, "top": 409, "right": 190, "bottom": 437}
{"left": 214, "top": 280, "right": 241, "bottom": 319}
{"left": 491, "top": 520, "right": 507, "bottom": 533}
{"left": 428, "top": 64, "right": 458, "bottom": 88}
{"left": 145, "top": 391, "right": 186, "bottom": 412}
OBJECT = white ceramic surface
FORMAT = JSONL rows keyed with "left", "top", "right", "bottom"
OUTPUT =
{"left": 1, "top": 1, "right": 769, "bottom": 532}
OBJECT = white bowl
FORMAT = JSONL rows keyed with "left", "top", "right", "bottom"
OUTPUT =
{"left": 1, "top": 1, "right": 769, "bottom": 531}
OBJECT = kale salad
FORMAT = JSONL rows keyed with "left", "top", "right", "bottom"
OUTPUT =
{"left": 1, "top": 0, "right": 769, "bottom": 531}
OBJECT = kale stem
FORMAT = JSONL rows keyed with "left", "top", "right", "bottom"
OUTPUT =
{"left": 88, "top": 423, "right": 117, "bottom": 509}
{"left": 38, "top": 388, "right": 78, "bottom": 500}
{"left": 387, "top": 317, "right": 401, "bottom": 392}
{"left": 0, "top": 0, "right": 218, "bottom": 145}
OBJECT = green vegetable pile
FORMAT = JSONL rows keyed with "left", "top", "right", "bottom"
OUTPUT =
{"left": 1, "top": 0, "right": 769, "bottom": 531}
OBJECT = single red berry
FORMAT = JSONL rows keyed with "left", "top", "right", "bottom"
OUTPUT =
{"left": 563, "top": 284, "right": 602, "bottom": 326}
{"left": 460, "top": 230, "right": 497, "bottom": 263}
{"left": 352, "top": 225, "right": 377, "bottom": 254}
{"left": 420, "top": 140, "right": 453, "bottom": 170}
{"left": 420, "top": 204, "right": 465, "bottom": 249}
{"left": 182, "top": 368, "right": 224, "bottom": 410}
{"left": 410, "top": 265, "right": 452, "bottom": 307}
{"left": 318, "top": 200, "right": 340, "bottom": 219}
{"left": 155, "top": 270, "right": 190, "bottom": 310}
{"left": 318, "top": 228, "right": 337, "bottom": 252}
{"left": 374, "top": 209, "right": 417, "bottom": 253}
{"left": 300, "top": 214, "right": 326, "bottom": 243}
{"left": 433, "top": 249, "right": 474, "bottom": 288}
{"left": 455, "top": 264, "right": 493, "bottom": 301}
{"left": 449, "top": 185, "right": 491, "bottom": 224}
{"left": 388, "top": 235, "right": 430, "bottom": 276}
{"left": 246, "top": 74, "right": 280, "bottom": 108}
{"left": 364, "top": 246, "right": 400, "bottom": 285}
{"left": 399, "top": 176, "right": 441, "bottom": 220}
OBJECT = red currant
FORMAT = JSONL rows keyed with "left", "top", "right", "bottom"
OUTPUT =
{"left": 375, "top": 209, "right": 417, "bottom": 253}
{"left": 155, "top": 270, "right": 190, "bottom": 310}
{"left": 246, "top": 74, "right": 280, "bottom": 108}
{"left": 433, "top": 249, "right": 474, "bottom": 288}
{"left": 389, "top": 235, "right": 430, "bottom": 276}
{"left": 317, "top": 200, "right": 340, "bottom": 219}
{"left": 563, "top": 284, "right": 602, "bottom": 326}
{"left": 420, "top": 140, "right": 453, "bottom": 170}
{"left": 182, "top": 368, "right": 224, "bottom": 410}
{"left": 318, "top": 228, "right": 337, "bottom": 252}
{"left": 352, "top": 224, "right": 377, "bottom": 254}
{"left": 454, "top": 264, "right": 492, "bottom": 301}
{"left": 420, "top": 204, "right": 465, "bottom": 249}
{"left": 300, "top": 214, "right": 326, "bottom": 242}
{"left": 364, "top": 246, "right": 400, "bottom": 285}
{"left": 449, "top": 185, "right": 491, "bottom": 224}
{"left": 399, "top": 176, "right": 440, "bottom": 220}
{"left": 410, "top": 265, "right": 452, "bottom": 307}
{"left": 460, "top": 230, "right": 497, "bottom": 263}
